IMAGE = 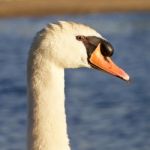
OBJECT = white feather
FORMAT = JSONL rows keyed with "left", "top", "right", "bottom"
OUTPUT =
{"left": 27, "top": 21, "right": 103, "bottom": 150}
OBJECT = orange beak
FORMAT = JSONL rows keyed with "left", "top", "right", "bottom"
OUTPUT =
{"left": 89, "top": 44, "right": 130, "bottom": 81}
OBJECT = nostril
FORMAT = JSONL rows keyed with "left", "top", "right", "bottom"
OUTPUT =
{"left": 100, "top": 41, "right": 114, "bottom": 57}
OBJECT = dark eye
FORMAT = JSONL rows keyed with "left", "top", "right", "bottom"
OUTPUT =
{"left": 76, "top": 35, "right": 85, "bottom": 41}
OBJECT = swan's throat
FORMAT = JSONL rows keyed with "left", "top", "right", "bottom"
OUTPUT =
{"left": 27, "top": 57, "right": 70, "bottom": 150}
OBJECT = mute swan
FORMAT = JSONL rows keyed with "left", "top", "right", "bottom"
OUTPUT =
{"left": 27, "top": 21, "right": 129, "bottom": 150}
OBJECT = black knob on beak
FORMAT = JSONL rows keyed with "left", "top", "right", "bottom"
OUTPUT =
{"left": 100, "top": 40, "right": 114, "bottom": 57}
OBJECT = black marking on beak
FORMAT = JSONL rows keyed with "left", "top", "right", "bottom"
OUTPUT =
{"left": 100, "top": 40, "right": 114, "bottom": 57}
{"left": 76, "top": 35, "right": 114, "bottom": 59}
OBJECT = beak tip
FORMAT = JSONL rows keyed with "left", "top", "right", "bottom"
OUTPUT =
{"left": 122, "top": 73, "right": 130, "bottom": 81}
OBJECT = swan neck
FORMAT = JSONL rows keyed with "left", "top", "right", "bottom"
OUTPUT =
{"left": 27, "top": 56, "right": 70, "bottom": 150}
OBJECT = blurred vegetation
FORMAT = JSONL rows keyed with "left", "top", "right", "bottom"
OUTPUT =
{"left": 0, "top": 0, "right": 150, "bottom": 17}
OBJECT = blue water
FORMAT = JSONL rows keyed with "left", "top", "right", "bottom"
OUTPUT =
{"left": 0, "top": 12, "right": 150, "bottom": 150}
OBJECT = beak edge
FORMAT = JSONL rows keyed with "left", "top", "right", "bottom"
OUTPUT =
{"left": 89, "top": 44, "right": 130, "bottom": 81}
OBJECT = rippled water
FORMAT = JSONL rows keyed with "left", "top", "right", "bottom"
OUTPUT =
{"left": 0, "top": 12, "right": 150, "bottom": 150}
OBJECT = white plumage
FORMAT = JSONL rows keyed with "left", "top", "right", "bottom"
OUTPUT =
{"left": 27, "top": 21, "right": 129, "bottom": 150}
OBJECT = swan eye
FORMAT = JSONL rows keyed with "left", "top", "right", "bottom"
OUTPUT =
{"left": 76, "top": 35, "right": 85, "bottom": 41}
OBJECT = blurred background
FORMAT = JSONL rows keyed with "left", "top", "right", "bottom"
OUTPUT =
{"left": 0, "top": 0, "right": 150, "bottom": 150}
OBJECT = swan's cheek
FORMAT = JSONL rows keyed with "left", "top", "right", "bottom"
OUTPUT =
{"left": 80, "top": 56, "right": 90, "bottom": 68}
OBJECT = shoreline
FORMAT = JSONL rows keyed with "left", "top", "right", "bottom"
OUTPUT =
{"left": 0, "top": 0, "right": 150, "bottom": 18}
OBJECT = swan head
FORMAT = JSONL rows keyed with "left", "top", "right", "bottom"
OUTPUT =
{"left": 34, "top": 21, "right": 129, "bottom": 81}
